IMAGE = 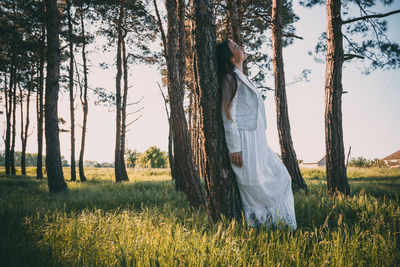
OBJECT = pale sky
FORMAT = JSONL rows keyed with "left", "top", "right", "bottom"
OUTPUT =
{"left": 1, "top": 1, "right": 399, "bottom": 164}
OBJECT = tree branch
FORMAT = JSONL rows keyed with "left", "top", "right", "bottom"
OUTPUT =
{"left": 282, "top": 33, "right": 303, "bottom": 40}
{"left": 126, "top": 115, "right": 142, "bottom": 127}
{"left": 126, "top": 106, "right": 144, "bottom": 117}
{"left": 153, "top": 0, "right": 167, "bottom": 59}
{"left": 342, "top": 9, "right": 400, "bottom": 25}
{"left": 344, "top": 54, "right": 365, "bottom": 61}
{"left": 126, "top": 96, "right": 144, "bottom": 106}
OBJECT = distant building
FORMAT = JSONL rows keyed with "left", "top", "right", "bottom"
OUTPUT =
{"left": 382, "top": 149, "right": 400, "bottom": 166}
{"left": 300, "top": 155, "right": 326, "bottom": 168}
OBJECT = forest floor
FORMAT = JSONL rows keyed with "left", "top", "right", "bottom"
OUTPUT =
{"left": 0, "top": 166, "right": 399, "bottom": 266}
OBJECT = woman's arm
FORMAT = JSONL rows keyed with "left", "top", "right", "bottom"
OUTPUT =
{"left": 221, "top": 75, "right": 243, "bottom": 167}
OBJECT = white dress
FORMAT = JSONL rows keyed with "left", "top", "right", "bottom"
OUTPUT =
{"left": 222, "top": 69, "right": 298, "bottom": 230}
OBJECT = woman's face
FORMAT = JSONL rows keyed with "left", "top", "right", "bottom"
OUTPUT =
{"left": 228, "top": 40, "right": 247, "bottom": 64}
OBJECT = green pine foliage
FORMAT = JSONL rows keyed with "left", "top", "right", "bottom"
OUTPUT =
{"left": 0, "top": 167, "right": 399, "bottom": 266}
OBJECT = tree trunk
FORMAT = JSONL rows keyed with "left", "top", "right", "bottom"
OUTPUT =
{"left": 271, "top": 0, "right": 308, "bottom": 192}
{"left": 189, "top": 13, "right": 206, "bottom": 179}
{"left": 78, "top": 4, "right": 88, "bottom": 182}
{"left": 19, "top": 75, "right": 31, "bottom": 176}
{"left": 114, "top": 1, "right": 124, "bottom": 182}
{"left": 67, "top": 0, "right": 76, "bottom": 182}
{"left": 119, "top": 37, "right": 129, "bottom": 181}
{"left": 178, "top": 0, "right": 186, "bottom": 101}
{"left": 226, "top": 0, "right": 248, "bottom": 75}
{"left": 193, "top": 0, "right": 243, "bottom": 221}
{"left": 189, "top": 90, "right": 193, "bottom": 141}
{"left": 166, "top": 0, "right": 205, "bottom": 208}
{"left": 4, "top": 69, "right": 11, "bottom": 175}
{"left": 160, "top": 0, "right": 185, "bottom": 192}
{"left": 23, "top": 87, "right": 31, "bottom": 176}
{"left": 10, "top": 72, "right": 17, "bottom": 175}
{"left": 153, "top": 0, "right": 177, "bottom": 183}
{"left": 227, "top": 0, "right": 242, "bottom": 45}
{"left": 167, "top": 118, "right": 176, "bottom": 179}
{"left": 36, "top": 47, "right": 45, "bottom": 180}
{"left": 325, "top": 0, "right": 350, "bottom": 195}
{"left": 45, "top": 0, "right": 68, "bottom": 193}
{"left": 194, "top": 53, "right": 207, "bottom": 180}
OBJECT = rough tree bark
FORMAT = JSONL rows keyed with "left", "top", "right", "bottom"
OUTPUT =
{"left": 193, "top": 0, "right": 243, "bottom": 221}
{"left": 44, "top": 0, "right": 68, "bottom": 193}
{"left": 78, "top": 4, "right": 88, "bottom": 182}
{"left": 324, "top": 0, "right": 350, "bottom": 195}
{"left": 172, "top": 0, "right": 188, "bottom": 191}
{"left": 166, "top": 0, "right": 205, "bottom": 208}
{"left": 67, "top": 0, "right": 76, "bottom": 181}
{"left": 227, "top": 0, "right": 242, "bottom": 45}
{"left": 226, "top": 0, "right": 248, "bottom": 74}
{"left": 189, "top": 8, "right": 206, "bottom": 179}
{"left": 271, "top": 0, "right": 308, "bottom": 192}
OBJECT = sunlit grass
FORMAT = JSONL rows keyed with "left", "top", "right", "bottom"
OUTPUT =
{"left": 0, "top": 166, "right": 399, "bottom": 266}
{"left": 0, "top": 166, "right": 171, "bottom": 182}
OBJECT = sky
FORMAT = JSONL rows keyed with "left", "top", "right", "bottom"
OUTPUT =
{"left": 1, "top": 1, "right": 399, "bottom": 164}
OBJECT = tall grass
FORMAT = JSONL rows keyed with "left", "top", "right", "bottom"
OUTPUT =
{"left": 0, "top": 167, "right": 399, "bottom": 266}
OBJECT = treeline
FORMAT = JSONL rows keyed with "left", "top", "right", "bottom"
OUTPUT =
{"left": 0, "top": 152, "right": 52, "bottom": 167}
{"left": 1, "top": 0, "right": 399, "bottom": 223}
{"left": 0, "top": 145, "right": 169, "bottom": 169}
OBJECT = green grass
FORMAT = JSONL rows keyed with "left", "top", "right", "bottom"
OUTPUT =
{"left": 0, "top": 167, "right": 399, "bottom": 266}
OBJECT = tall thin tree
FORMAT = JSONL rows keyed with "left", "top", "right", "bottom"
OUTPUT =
{"left": 114, "top": 0, "right": 129, "bottom": 182}
{"left": 4, "top": 67, "right": 12, "bottom": 175}
{"left": 166, "top": 0, "right": 205, "bottom": 208}
{"left": 19, "top": 70, "right": 32, "bottom": 176}
{"left": 44, "top": 0, "right": 68, "bottom": 193}
{"left": 67, "top": 0, "right": 77, "bottom": 182}
{"left": 78, "top": 2, "right": 88, "bottom": 182}
{"left": 10, "top": 70, "right": 17, "bottom": 175}
{"left": 119, "top": 36, "right": 130, "bottom": 181}
{"left": 271, "top": 0, "right": 308, "bottom": 192}
{"left": 324, "top": 0, "right": 349, "bottom": 195}
{"left": 36, "top": 36, "right": 45, "bottom": 180}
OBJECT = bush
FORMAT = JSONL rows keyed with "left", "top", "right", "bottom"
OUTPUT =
{"left": 126, "top": 149, "right": 140, "bottom": 168}
{"left": 133, "top": 146, "right": 168, "bottom": 168}
{"left": 348, "top": 157, "right": 384, "bottom": 168}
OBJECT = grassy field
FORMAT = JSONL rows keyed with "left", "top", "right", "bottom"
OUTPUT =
{"left": 0, "top": 166, "right": 399, "bottom": 266}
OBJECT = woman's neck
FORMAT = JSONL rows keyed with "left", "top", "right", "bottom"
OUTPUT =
{"left": 233, "top": 62, "right": 243, "bottom": 73}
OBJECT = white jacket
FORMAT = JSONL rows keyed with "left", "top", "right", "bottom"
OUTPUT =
{"left": 221, "top": 68, "right": 267, "bottom": 154}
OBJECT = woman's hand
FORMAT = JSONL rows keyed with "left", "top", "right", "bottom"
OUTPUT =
{"left": 230, "top": 152, "right": 243, "bottom": 167}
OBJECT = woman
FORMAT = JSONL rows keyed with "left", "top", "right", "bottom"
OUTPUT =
{"left": 216, "top": 39, "right": 297, "bottom": 230}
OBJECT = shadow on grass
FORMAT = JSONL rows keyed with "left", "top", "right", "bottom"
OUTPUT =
{"left": 0, "top": 174, "right": 189, "bottom": 214}
{"left": 303, "top": 175, "right": 400, "bottom": 201}
{"left": 0, "top": 175, "right": 195, "bottom": 266}
{"left": 0, "top": 209, "right": 63, "bottom": 267}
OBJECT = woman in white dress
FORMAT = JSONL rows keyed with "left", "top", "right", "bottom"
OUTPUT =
{"left": 216, "top": 39, "right": 297, "bottom": 230}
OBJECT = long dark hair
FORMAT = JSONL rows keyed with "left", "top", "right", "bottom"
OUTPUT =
{"left": 216, "top": 39, "right": 237, "bottom": 120}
